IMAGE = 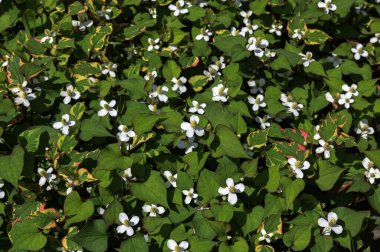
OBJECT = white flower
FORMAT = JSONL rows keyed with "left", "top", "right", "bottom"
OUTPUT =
{"left": 342, "top": 84, "right": 358, "bottom": 98}
{"left": 181, "top": 115, "right": 204, "bottom": 138}
{"left": 288, "top": 158, "right": 310, "bottom": 179}
{"left": 365, "top": 168, "right": 380, "bottom": 184}
{"left": 171, "top": 77, "right": 187, "bottom": 94}
{"left": 144, "top": 70, "right": 157, "bottom": 81}
{"left": 11, "top": 81, "right": 36, "bottom": 107}
{"left": 122, "top": 168, "right": 136, "bottom": 184}
{"left": 97, "top": 205, "right": 109, "bottom": 215}
{"left": 246, "top": 37, "right": 269, "bottom": 58}
{"left": 269, "top": 23, "right": 283, "bottom": 36}
{"left": 147, "top": 38, "right": 160, "bottom": 51}
{"left": 230, "top": 27, "right": 240, "bottom": 36}
{"left": 72, "top": 13, "right": 93, "bottom": 31}
{"left": 299, "top": 51, "right": 315, "bottom": 67}
{"left": 98, "top": 100, "right": 117, "bottom": 117}
{"left": 37, "top": 167, "right": 56, "bottom": 187}
{"left": 362, "top": 157, "right": 375, "bottom": 170}
{"left": 167, "top": 239, "right": 189, "bottom": 252}
{"left": 41, "top": 31, "right": 56, "bottom": 44}
{"left": 255, "top": 115, "right": 271, "bottom": 129}
{"left": 355, "top": 119, "right": 375, "bottom": 139}
{"left": 258, "top": 229, "right": 274, "bottom": 243}
{"left": 116, "top": 212, "right": 139, "bottom": 236}
{"left": 163, "top": 171, "right": 177, "bottom": 188}
{"left": 142, "top": 204, "right": 165, "bottom": 217}
{"left": 317, "top": 0, "right": 337, "bottom": 14}
{"left": 0, "top": 180, "right": 5, "bottom": 199}
{"left": 149, "top": 85, "right": 169, "bottom": 103}
{"left": 218, "top": 178, "right": 245, "bottom": 205}
{"left": 168, "top": 0, "right": 189, "bottom": 16}
{"left": 53, "top": 114, "right": 75, "bottom": 135}
{"left": 314, "top": 125, "right": 321, "bottom": 140}
{"left": 240, "top": 10, "right": 252, "bottom": 24}
{"left": 102, "top": 63, "right": 117, "bottom": 78}
{"left": 327, "top": 53, "right": 342, "bottom": 68}
{"left": 241, "top": 22, "right": 259, "bottom": 36}
{"left": 65, "top": 178, "right": 75, "bottom": 195}
{"left": 287, "top": 102, "right": 304, "bottom": 116}
{"left": 248, "top": 78, "right": 265, "bottom": 94}
{"left": 177, "top": 137, "right": 198, "bottom": 154}
{"left": 292, "top": 29, "right": 305, "bottom": 40}
{"left": 248, "top": 94, "right": 266, "bottom": 112}
{"left": 188, "top": 100, "right": 206, "bottom": 114}
{"left": 60, "top": 84, "right": 80, "bottom": 104}
{"left": 204, "top": 65, "right": 220, "bottom": 80}
{"left": 280, "top": 93, "right": 291, "bottom": 105}
{"left": 118, "top": 125, "right": 136, "bottom": 141}
{"left": 1, "top": 55, "right": 9, "bottom": 67}
{"left": 195, "top": 29, "right": 212, "bottom": 42}
{"left": 351, "top": 43, "right": 368, "bottom": 60}
{"left": 318, "top": 212, "right": 343, "bottom": 236}
{"left": 370, "top": 33, "right": 380, "bottom": 44}
{"left": 211, "top": 56, "right": 226, "bottom": 70}
{"left": 212, "top": 83, "right": 229, "bottom": 102}
{"left": 316, "top": 139, "right": 334, "bottom": 159}
{"left": 337, "top": 93, "right": 354, "bottom": 109}
{"left": 182, "top": 188, "right": 198, "bottom": 204}
{"left": 325, "top": 92, "right": 335, "bottom": 103}
{"left": 97, "top": 8, "right": 112, "bottom": 20}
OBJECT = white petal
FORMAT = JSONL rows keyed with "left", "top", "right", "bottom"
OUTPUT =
{"left": 234, "top": 183, "right": 245, "bottom": 193}
{"left": 228, "top": 193, "right": 238, "bottom": 205}
{"left": 218, "top": 187, "right": 229, "bottom": 195}
{"left": 179, "top": 241, "right": 189, "bottom": 249}
{"left": 130, "top": 216, "right": 140, "bottom": 226}
{"left": 116, "top": 225, "right": 127, "bottom": 234}
{"left": 98, "top": 109, "right": 108, "bottom": 117}
{"left": 53, "top": 122, "right": 63, "bottom": 129}
{"left": 226, "top": 178, "right": 234, "bottom": 187}
{"left": 332, "top": 225, "right": 343, "bottom": 234}
{"left": 327, "top": 212, "right": 338, "bottom": 222}
{"left": 318, "top": 218, "right": 328, "bottom": 228}
{"left": 167, "top": 240, "right": 177, "bottom": 250}
{"left": 126, "top": 226, "right": 134, "bottom": 236}
{"left": 119, "top": 212, "right": 129, "bottom": 223}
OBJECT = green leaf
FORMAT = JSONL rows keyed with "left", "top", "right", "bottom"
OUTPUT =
{"left": 19, "top": 128, "right": 46, "bottom": 152}
{"left": 162, "top": 60, "right": 181, "bottom": 80}
{"left": 304, "top": 29, "right": 331, "bottom": 45}
{"left": 249, "top": 0, "right": 268, "bottom": 15}
{"left": 368, "top": 186, "right": 380, "bottom": 214}
{"left": 97, "top": 144, "right": 133, "bottom": 171}
{"left": 240, "top": 206, "right": 265, "bottom": 236}
{"left": 197, "top": 169, "right": 220, "bottom": 204}
{"left": 130, "top": 171, "right": 169, "bottom": 208}
{"left": 283, "top": 225, "right": 312, "bottom": 251}
{"left": 71, "top": 220, "right": 108, "bottom": 252}
{"left": 120, "top": 235, "right": 149, "bottom": 252}
{"left": 80, "top": 119, "right": 113, "bottom": 141}
{"left": 211, "top": 125, "right": 251, "bottom": 159}
{"left": 333, "top": 207, "right": 367, "bottom": 237}
{"left": 284, "top": 179, "right": 305, "bottom": 209}
{"left": 9, "top": 219, "right": 47, "bottom": 250}
{"left": 103, "top": 199, "right": 124, "bottom": 226}
{"left": 64, "top": 191, "right": 94, "bottom": 229}
{"left": 0, "top": 145, "right": 24, "bottom": 188}
{"left": 315, "top": 160, "right": 344, "bottom": 191}
{"left": 247, "top": 129, "right": 269, "bottom": 149}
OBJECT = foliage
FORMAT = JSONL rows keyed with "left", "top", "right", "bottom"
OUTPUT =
{"left": 0, "top": 0, "right": 380, "bottom": 251}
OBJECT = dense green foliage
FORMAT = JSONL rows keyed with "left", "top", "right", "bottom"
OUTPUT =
{"left": 0, "top": 0, "right": 380, "bottom": 251}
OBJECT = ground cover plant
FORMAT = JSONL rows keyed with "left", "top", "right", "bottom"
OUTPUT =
{"left": 0, "top": 0, "right": 380, "bottom": 251}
